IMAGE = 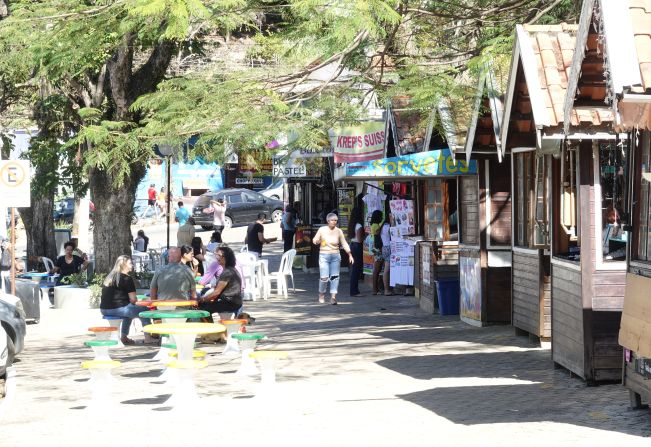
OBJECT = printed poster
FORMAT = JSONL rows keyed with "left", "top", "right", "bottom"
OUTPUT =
{"left": 295, "top": 226, "right": 314, "bottom": 255}
{"left": 460, "top": 256, "right": 482, "bottom": 322}
{"left": 362, "top": 188, "right": 385, "bottom": 275}
{"left": 389, "top": 199, "right": 415, "bottom": 236}
{"left": 389, "top": 227, "right": 415, "bottom": 286}
{"left": 337, "top": 187, "right": 355, "bottom": 232}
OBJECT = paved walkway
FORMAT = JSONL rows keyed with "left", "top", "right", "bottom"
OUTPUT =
{"left": 1, "top": 258, "right": 651, "bottom": 445}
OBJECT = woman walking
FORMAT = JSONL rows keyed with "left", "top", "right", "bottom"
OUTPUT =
{"left": 281, "top": 203, "right": 298, "bottom": 252}
{"left": 347, "top": 207, "right": 365, "bottom": 297}
{"left": 312, "top": 213, "right": 354, "bottom": 305}
{"left": 369, "top": 210, "right": 393, "bottom": 295}
{"left": 100, "top": 255, "right": 152, "bottom": 345}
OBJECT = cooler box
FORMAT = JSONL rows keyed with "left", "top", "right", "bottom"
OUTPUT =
{"left": 435, "top": 278, "right": 460, "bottom": 315}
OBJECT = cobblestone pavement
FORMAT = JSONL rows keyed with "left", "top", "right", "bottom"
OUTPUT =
{"left": 1, "top": 247, "right": 651, "bottom": 446}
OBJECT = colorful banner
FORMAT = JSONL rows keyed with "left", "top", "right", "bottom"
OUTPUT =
{"left": 330, "top": 121, "right": 386, "bottom": 163}
{"left": 295, "top": 226, "right": 314, "bottom": 255}
{"left": 362, "top": 188, "right": 385, "bottom": 275}
{"left": 460, "top": 256, "right": 482, "bottom": 322}
{"left": 337, "top": 187, "right": 355, "bottom": 232}
{"left": 344, "top": 148, "right": 477, "bottom": 178}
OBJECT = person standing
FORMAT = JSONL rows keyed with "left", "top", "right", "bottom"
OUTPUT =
{"left": 150, "top": 247, "right": 196, "bottom": 301}
{"left": 100, "top": 255, "right": 153, "bottom": 345}
{"left": 211, "top": 198, "right": 227, "bottom": 243}
{"left": 133, "top": 230, "right": 149, "bottom": 252}
{"left": 177, "top": 217, "right": 196, "bottom": 247}
{"left": 157, "top": 187, "right": 167, "bottom": 218}
{"left": 191, "top": 236, "right": 206, "bottom": 276}
{"left": 281, "top": 203, "right": 298, "bottom": 252}
{"left": 175, "top": 201, "right": 191, "bottom": 226}
{"left": 347, "top": 207, "right": 365, "bottom": 297}
{"left": 53, "top": 241, "right": 89, "bottom": 286}
{"left": 312, "top": 213, "right": 354, "bottom": 305}
{"left": 245, "top": 213, "right": 276, "bottom": 258}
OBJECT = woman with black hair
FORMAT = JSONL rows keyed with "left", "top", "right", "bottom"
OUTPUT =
{"left": 53, "top": 241, "right": 89, "bottom": 285}
{"left": 191, "top": 236, "right": 206, "bottom": 276}
{"left": 180, "top": 244, "right": 199, "bottom": 277}
{"left": 347, "top": 207, "right": 365, "bottom": 297}
{"left": 197, "top": 246, "right": 242, "bottom": 315}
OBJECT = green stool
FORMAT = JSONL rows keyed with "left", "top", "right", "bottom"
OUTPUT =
{"left": 232, "top": 333, "right": 266, "bottom": 376}
{"left": 84, "top": 339, "right": 118, "bottom": 361}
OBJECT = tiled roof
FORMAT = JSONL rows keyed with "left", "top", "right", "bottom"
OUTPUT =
{"left": 522, "top": 24, "right": 613, "bottom": 127}
{"left": 629, "top": 0, "right": 651, "bottom": 93}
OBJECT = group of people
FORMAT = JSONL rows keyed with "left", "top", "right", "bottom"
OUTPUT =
{"left": 99, "top": 244, "right": 243, "bottom": 345}
{"left": 143, "top": 184, "right": 170, "bottom": 220}
{"left": 311, "top": 200, "right": 393, "bottom": 305}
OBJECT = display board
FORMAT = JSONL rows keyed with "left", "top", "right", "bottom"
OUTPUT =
{"left": 337, "top": 187, "right": 355, "bottom": 232}
{"left": 362, "top": 185, "right": 385, "bottom": 275}
{"left": 460, "top": 256, "right": 482, "bottom": 323}
{"left": 295, "top": 226, "right": 314, "bottom": 255}
{"left": 389, "top": 227, "right": 415, "bottom": 286}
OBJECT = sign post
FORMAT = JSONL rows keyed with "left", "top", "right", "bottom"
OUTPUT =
{"left": 0, "top": 160, "right": 31, "bottom": 296}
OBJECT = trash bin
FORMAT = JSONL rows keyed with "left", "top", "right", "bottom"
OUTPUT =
{"left": 435, "top": 278, "right": 460, "bottom": 315}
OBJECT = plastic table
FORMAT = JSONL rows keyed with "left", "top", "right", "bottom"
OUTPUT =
{"left": 139, "top": 309, "right": 209, "bottom": 362}
{"left": 142, "top": 322, "right": 225, "bottom": 407}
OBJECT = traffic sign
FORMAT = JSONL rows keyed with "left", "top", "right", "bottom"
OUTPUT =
{"left": 0, "top": 160, "right": 31, "bottom": 207}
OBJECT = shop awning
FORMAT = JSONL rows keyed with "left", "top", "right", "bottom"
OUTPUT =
{"left": 182, "top": 178, "right": 210, "bottom": 189}
{"left": 334, "top": 148, "right": 477, "bottom": 181}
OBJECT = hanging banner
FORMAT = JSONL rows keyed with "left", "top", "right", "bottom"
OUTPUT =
{"left": 330, "top": 121, "right": 386, "bottom": 163}
{"left": 362, "top": 187, "right": 385, "bottom": 275}
{"left": 336, "top": 187, "right": 355, "bottom": 232}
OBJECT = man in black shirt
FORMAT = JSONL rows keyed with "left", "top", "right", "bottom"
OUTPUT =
{"left": 245, "top": 213, "right": 276, "bottom": 257}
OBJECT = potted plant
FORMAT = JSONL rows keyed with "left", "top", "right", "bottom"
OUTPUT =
{"left": 134, "top": 265, "right": 154, "bottom": 289}
{"left": 53, "top": 272, "right": 93, "bottom": 310}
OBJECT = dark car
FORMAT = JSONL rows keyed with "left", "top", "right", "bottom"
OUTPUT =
{"left": 0, "top": 293, "right": 27, "bottom": 383}
{"left": 192, "top": 188, "right": 284, "bottom": 229}
{"left": 53, "top": 198, "right": 95, "bottom": 224}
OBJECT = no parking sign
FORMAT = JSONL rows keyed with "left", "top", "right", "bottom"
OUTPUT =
{"left": 0, "top": 160, "right": 30, "bottom": 207}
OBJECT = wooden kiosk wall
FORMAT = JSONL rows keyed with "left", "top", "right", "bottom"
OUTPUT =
{"left": 551, "top": 141, "right": 624, "bottom": 382}
{"left": 458, "top": 156, "right": 512, "bottom": 325}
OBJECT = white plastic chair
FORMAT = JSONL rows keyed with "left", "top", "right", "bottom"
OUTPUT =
{"left": 41, "top": 257, "right": 55, "bottom": 273}
{"left": 235, "top": 252, "right": 259, "bottom": 301}
{"left": 265, "top": 249, "right": 296, "bottom": 298}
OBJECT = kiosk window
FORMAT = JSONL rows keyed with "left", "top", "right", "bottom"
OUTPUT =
{"left": 598, "top": 141, "right": 626, "bottom": 262}
{"left": 637, "top": 133, "right": 651, "bottom": 262}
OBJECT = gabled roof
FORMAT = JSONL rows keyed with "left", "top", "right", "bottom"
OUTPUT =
{"left": 464, "top": 62, "right": 508, "bottom": 162}
{"left": 501, "top": 24, "right": 579, "bottom": 149}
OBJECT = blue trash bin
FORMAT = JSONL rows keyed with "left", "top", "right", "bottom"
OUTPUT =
{"left": 435, "top": 278, "right": 460, "bottom": 315}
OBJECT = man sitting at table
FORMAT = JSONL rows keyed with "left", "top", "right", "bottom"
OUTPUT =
{"left": 150, "top": 247, "right": 196, "bottom": 301}
{"left": 198, "top": 246, "right": 242, "bottom": 316}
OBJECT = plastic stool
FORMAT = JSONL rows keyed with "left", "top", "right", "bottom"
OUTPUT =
{"left": 219, "top": 319, "right": 248, "bottom": 356}
{"left": 164, "top": 359, "right": 207, "bottom": 408}
{"left": 88, "top": 326, "right": 118, "bottom": 341}
{"left": 250, "top": 351, "right": 288, "bottom": 386}
{"left": 84, "top": 339, "right": 118, "bottom": 361}
{"left": 81, "top": 360, "right": 121, "bottom": 410}
{"left": 232, "top": 333, "right": 265, "bottom": 376}
{"left": 102, "top": 315, "right": 124, "bottom": 347}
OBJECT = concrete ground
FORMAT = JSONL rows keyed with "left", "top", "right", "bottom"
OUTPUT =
{"left": 1, "top": 233, "right": 651, "bottom": 446}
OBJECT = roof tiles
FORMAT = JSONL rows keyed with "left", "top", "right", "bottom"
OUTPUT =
{"left": 630, "top": 0, "right": 651, "bottom": 91}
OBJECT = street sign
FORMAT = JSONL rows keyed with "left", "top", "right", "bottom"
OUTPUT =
{"left": 272, "top": 155, "right": 307, "bottom": 178}
{"left": 0, "top": 160, "right": 30, "bottom": 207}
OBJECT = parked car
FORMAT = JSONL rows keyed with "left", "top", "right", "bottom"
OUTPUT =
{"left": 53, "top": 198, "right": 95, "bottom": 224}
{"left": 192, "top": 188, "right": 284, "bottom": 229}
{"left": 259, "top": 178, "right": 285, "bottom": 201}
{"left": 0, "top": 292, "right": 27, "bottom": 382}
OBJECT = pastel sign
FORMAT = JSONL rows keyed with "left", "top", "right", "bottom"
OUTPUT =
{"left": 345, "top": 149, "right": 477, "bottom": 178}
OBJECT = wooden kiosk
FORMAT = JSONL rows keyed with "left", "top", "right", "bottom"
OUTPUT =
{"left": 500, "top": 24, "right": 579, "bottom": 341}
{"left": 457, "top": 68, "right": 512, "bottom": 326}
{"left": 555, "top": 0, "right": 633, "bottom": 383}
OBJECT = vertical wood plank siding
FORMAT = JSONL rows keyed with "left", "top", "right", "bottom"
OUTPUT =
{"left": 460, "top": 177, "right": 480, "bottom": 245}
{"left": 512, "top": 251, "right": 543, "bottom": 336}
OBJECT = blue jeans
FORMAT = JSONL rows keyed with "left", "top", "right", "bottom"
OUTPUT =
{"left": 349, "top": 242, "right": 363, "bottom": 295}
{"left": 101, "top": 304, "right": 152, "bottom": 337}
{"left": 319, "top": 253, "right": 341, "bottom": 295}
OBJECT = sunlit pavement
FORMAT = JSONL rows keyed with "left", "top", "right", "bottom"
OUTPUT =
{"left": 2, "top": 234, "right": 651, "bottom": 445}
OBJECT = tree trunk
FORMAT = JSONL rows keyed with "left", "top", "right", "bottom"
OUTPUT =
{"left": 90, "top": 164, "right": 145, "bottom": 274}
{"left": 19, "top": 191, "right": 57, "bottom": 271}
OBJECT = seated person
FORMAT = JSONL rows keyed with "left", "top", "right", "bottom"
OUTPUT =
{"left": 99, "top": 255, "right": 153, "bottom": 345}
{"left": 53, "top": 241, "right": 89, "bottom": 285}
{"left": 198, "top": 245, "right": 245, "bottom": 295}
{"left": 197, "top": 246, "right": 242, "bottom": 317}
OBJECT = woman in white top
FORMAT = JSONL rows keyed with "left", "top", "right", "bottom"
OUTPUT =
{"left": 204, "top": 197, "right": 227, "bottom": 243}
{"left": 312, "top": 213, "right": 354, "bottom": 305}
{"left": 347, "top": 207, "right": 365, "bottom": 297}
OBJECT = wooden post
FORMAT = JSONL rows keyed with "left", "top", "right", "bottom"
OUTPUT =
{"left": 10, "top": 206, "right": 15, "bottom": 296}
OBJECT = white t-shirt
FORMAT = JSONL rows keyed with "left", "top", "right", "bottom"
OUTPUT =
{"left": 213, "top": 204, "right": 226, "bottom": 226}
{"left": 380, "top": 223, "right": 391, "bottom": 246}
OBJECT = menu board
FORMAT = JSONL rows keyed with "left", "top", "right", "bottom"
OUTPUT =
{"left": 389, "top": 227, "right": 415, "bottom": 286}
{"left": 389, "top": 199, "right": 415, "bottom": 236}
{"left": 295, "top": 226, "right": 314, "bottom": 254}
{"left": 337, "top": 187, "right": 355, "bottom": 232}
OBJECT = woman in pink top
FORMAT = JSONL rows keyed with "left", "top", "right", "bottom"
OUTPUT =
{"left": 312, "top": 213, "right": 354, "bottom": 305}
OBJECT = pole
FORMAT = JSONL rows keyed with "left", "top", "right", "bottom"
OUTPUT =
{"left": 10, "top": 207, "right": 15, "bottom": 296}
{"left": 166, "top": 156, "right": 171, "bottom": 250}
